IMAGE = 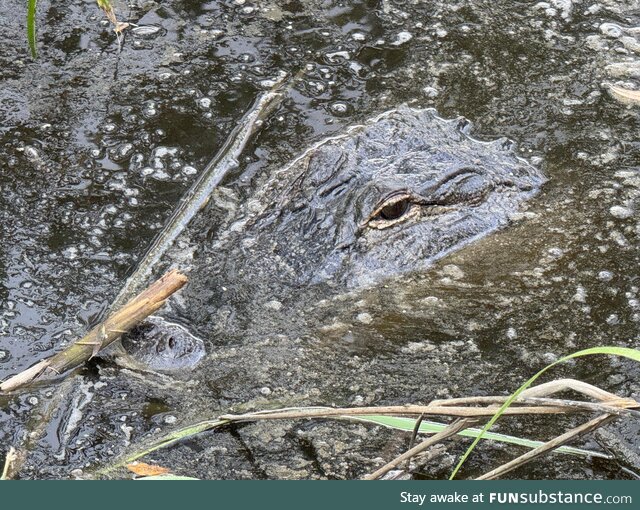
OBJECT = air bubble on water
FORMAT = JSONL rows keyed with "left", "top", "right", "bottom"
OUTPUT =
{"left": 547, "top": 247, "right": 564, "bottom": 258}
{"left": 27, "top": 396, "right": 39, "bottom": 406}
{"left": 198, "top": 97, "right": 212, "bottom": 109}
{"left": 129, "top": 153, "right": 144, "bottom": 172}
{"left": 62, "top": 246, "right": 79, "bottom": 260}
{"left": 610, "top": 205, "right": 633, "bottom": 219}
{"left": 551, "top": 0, "right": 573, "bottom": 19}
{"left": 391, "top": 31, "right": 413, "bottom": 46}
{"left": 0, "top": 349, "right": 8, "bottom": 361}
{"left": 131, "top": 25, "right": 162, "bottom": 39}
{"left": 435, "top": 27, "right": 448, "bottom": 38}
{"left": 347, "top": 62, "right": 363, "bottom": 77}
{"left": 597, "top": 270, "right": 613, "bottom": 281}
{"left": 572, "top": 285, "right": 586, "bottom": 303}
{"left": 259, "top": 79, "right": 278, "bottom": 89}
{"left": 112, "top": 143, "right": 134, "bottom": 162}
{"left": 310, "top": 81, "right": 326, "bottom": 94}
{"left": 329, "top": 102, "right": 349, "bottom": 116}
{"left": 423, "top": 86, "right": 439, "bottom": 98}
{"left": 24, "top": 145, "right": 40, "bottom": 162}
{"left": 325, "top": 50, "right": 350, "bottom": 62}
{"left": 141, "top": 167, "right": 154, "bottom": 176}
{"left": 143, "top": 102, "right": 157, "bottom": 118}
{"left": 182, "top": 165, "right": 197, "bottom": 176}
{"left": 103, "top": 123, "right": 117, "bottom": 133}
{"left": 152, "top": 169, "right": 171, "bottom": 180}
{"left": 600, "top": 23, "right": 623, "bottom": 39}
{"left": 153, "top": 146, "right": 178, "bottom": 158}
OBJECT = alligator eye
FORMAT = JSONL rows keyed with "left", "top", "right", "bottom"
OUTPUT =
{"left": 378, "top": 198, "right": 410, "bottom": 220}
{"left": 368, "top": 192, "right": 416, "bottom": 229}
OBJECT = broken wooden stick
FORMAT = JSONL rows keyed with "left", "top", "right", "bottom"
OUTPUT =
{"left": 476, "top": 414, "right": 616, "bottom": 480}
{"left": 363, "top": 418, "right": 480, "bottom": 480}
{"left": 0, "top": 269, "right": 187, "bottom": 393}
{"left": 360, "top": 378, "right": 638, "bottom": 481}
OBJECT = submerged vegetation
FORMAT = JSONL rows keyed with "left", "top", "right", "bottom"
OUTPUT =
{"left": 87, "top": 348, "right": 638, "bottom": 480}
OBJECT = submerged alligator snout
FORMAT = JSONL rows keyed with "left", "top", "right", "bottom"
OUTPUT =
{"left": 123, "top": 106, "right": 545, "bottom": 368}
{"left": 123, "top": 316, "right": 206, "bottom": 371}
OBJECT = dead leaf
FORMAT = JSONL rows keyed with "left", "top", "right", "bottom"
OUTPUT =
{"left": 607, "top": 84, "right": 640, "bottom": 106}
{"left": 126, "top": 462, "right": 171, "bottom": 477}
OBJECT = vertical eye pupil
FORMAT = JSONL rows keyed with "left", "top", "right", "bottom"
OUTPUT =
{"left": 379, "top": 199, "right": 410, "bottom": 220}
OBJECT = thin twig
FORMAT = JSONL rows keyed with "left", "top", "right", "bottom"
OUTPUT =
{"left": 433, "top": 379, "right": 634, "bottom": 408}
{"left": 108, "top": 76, "right": 287, "bottom": 312}
{"left": 408, "top": 414, "right": 426, "bottom": 455}
{"left": 519, "top": 378, "right": 621, "bottom": 401}
{"left": 363, "top": 418, "right": 479, "bottom": 480}
{"left": 476, "top": 414, "right": 616, "bottom": 480}
{"left": 405, "top": 414, "right": 426, "bottom": 472}
{"left": 433, "top": 396, "right": 636, "bottom": 416}
{"left": 521, "top": 397, "right": 640, "bottom": 417}
{"left": 220, "top": 404, "right": 592, "bottom": 422}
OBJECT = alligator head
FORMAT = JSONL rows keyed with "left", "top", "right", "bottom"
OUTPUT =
{"left": 217, "top": 106, "right": 545, "bottom": 290}
{"left": 125, "top": 106, "right": 545, "bottom": 369}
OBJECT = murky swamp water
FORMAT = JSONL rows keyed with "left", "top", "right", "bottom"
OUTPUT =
{"left": 0, "top": 0, "right": 639, "bottom": 479}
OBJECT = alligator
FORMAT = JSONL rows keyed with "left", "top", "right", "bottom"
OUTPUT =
{"left": 3, "top": 106, "right": 547, "bottom": 479}
{"left": 125, "top": 106, "right": 545, "bottom": 371}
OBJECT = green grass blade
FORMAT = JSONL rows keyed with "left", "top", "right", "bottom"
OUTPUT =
{"left": 27, "top": 0, "right": 38, "bottom": 58}
{"left": 449, "top": 346, "right": 640, "bottom": 479}
{"left": 123, "top": 419, "right": 228, "bottom": 465}
{"left": 355, "top": 415, "right": 610, "bottom": 459}
{"left": 95, "top": 419, "right": 229, "bottom": 476}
